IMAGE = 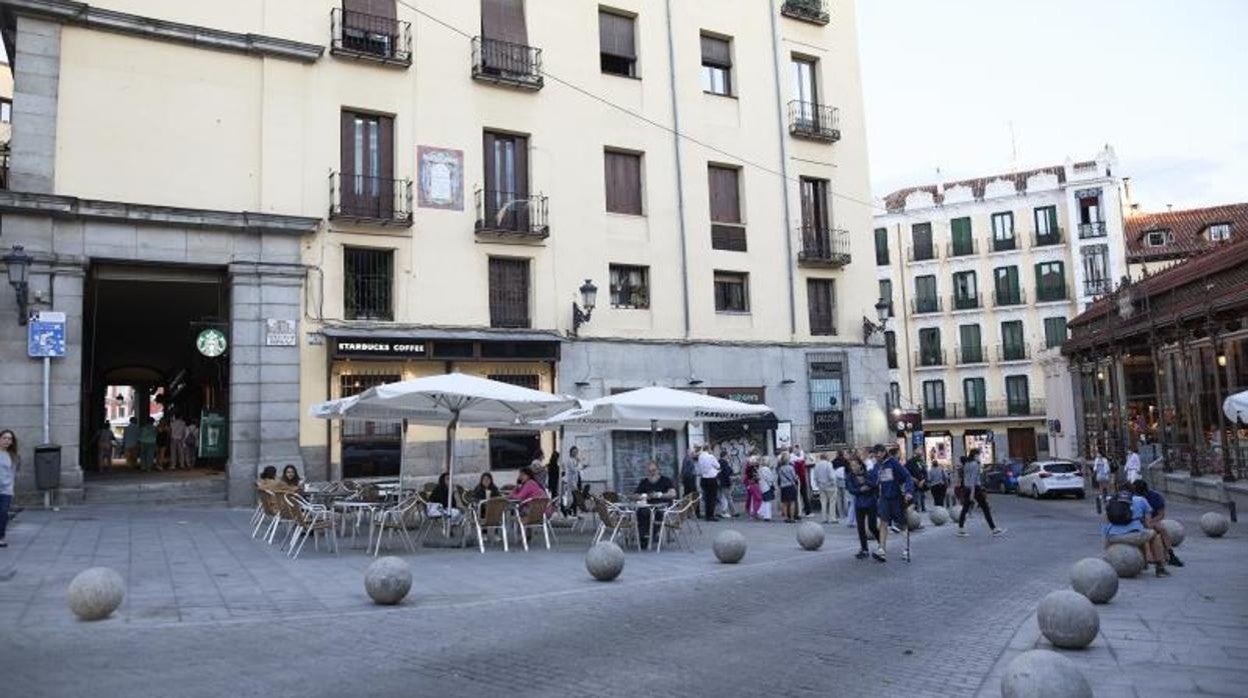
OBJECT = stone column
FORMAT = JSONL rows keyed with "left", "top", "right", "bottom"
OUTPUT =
{"left": 10, "top": 16, "right": 61, "bottom": 194}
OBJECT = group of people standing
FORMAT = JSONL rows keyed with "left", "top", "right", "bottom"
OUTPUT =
{"left": 111, "top": 413, "right": 199, "bottom": 473}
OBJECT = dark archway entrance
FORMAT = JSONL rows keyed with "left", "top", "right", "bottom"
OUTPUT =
{"left": 81, "top": 264, "right": 230, "bottom": 481}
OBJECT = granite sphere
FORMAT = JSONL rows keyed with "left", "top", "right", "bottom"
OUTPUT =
{"left": 712, "top": 529, "right": 747, "bottom": 564}
{"left": 929, "top": 507, "right": 950, "bottom": 526}
{"left": 586, "top": 541, "right": 625, "bottom": 581}
{"left": 949, "top": 505, "right": 963, "bottom": 523}
{"left": 905, "top": 508, "right": 922, "bottom": 531}
{"left": 67, "top": 567, "right": 126, "bottom": 621}
{"left": 364, "top": 556, "right": 413, "bottom": 605}
{"left": 1037, "top": 589, "right": 1100, "bottom": 649}
{"left": 1001, "top": 649, "right": 1093, "bottom": 698}
{"left": 1102, "top": 543, "right": 1146, "bottom": 578}
{"left": 796, "top": 521, "right": 825, "bottom": 551}
{"left": 1069, "top": 557, "right": 1118, "bottom": 604}
{"left": 1200, "top": 511, "right": 1230, "bottom": 538}
{"left": 1159, "top": 519, "right": 1185, "bottom": 547}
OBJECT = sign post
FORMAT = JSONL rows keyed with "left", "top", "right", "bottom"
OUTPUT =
{"left": 28, "top": 311, "right": 66, "bottom": 509}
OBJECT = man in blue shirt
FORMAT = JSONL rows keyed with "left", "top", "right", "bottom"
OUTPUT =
{"left": 1103, "top": 485, "right": 1169, "bottom": 577}
{"left": 874, "top": 445, "right": 914, "bottom": 562}
{"left": 1134, "top": 480, "right": 1183, "bottom": 568}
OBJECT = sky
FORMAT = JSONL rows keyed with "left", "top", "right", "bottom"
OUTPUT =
{"left": 858, "top": 0, "right": 1248, "bottom": 210}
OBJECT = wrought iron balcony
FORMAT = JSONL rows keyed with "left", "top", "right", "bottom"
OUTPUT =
{"left": 1036, "top": 282, "right": 1069, "bottom": 302}
{"left": 330, "top": 8, "right": 412, "bottom": 66}
{"left": 911, "top": 295, "right": 943, "bottom": 315}
{"left": 906, "top": 244, "right": 940, "bottom": 263}
{"left": 956, "top": 345, "right": 987, "bottom": 365}
{"left": 788, "top": 101, "right": 841, "bottom": 142}
{"left": 914, "top": 349, "right": 946, "bottom": 368}
{"left": 1078, "top": 221, "right": 1107, "bottom": 239}
{"left": 329, "top": 173, "right": 413, "bottom": 225}
{"left": 922, "top": 404, "right": 947, "bottom": 420}
{"left": 781, "top": 0, "right": 830, "bottom": 24}
{"left": 946, "top": 238, "right": 979, "bottom": 257}
{"left": 951, "top": 292, "right": 982, "bottom": 311}
{"left": 1000, "top": 399, "right": 1046, "bottom": 417}
{"left": 1083, "top": 277, "right": 1112, "bottom": 297}
{"left": 991, "top": 236, "right": 1019, "bottom": 253}
{"left": 472, "top": 36, "right": 543, "bottom": 90}
{"left": 475, "top": 189, "right": 550, "bottom": 240}
{"left": 993, "top": 288, "right": 1026, "bottom": 307}
{"left": 997, "top": 343, "right": 1031, "bottom": 362}
{"left": 1032, "top": 228, "right": 1064, "bottom": 247}
{"left": 797, "top": 226, "right": 851, "bottom": 267}
{"left": 925, "top": 400, "right": 1047, "bottom": 420}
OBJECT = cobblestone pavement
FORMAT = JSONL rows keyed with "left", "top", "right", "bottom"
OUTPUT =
{"left": 0, "top": 495, "right": 1242, "bottom": 697}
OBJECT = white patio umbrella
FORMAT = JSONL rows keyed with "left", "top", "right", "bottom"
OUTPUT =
{"left": 310, "top": 373, "right": 578, "bottom": 517}
{"left": 535, "top": 386, "right": 774, "bottom": 477}
{"left": 1224, "top": 389, "right": 1248, "bottom": 424}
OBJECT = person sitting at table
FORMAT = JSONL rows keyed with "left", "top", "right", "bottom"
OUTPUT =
{"left": 427, "top": 472, "right": 463, "bottom": 524}
{"left": 280, "top": 464, "right": 301, "bottom": 489}
{"left": 473, "top": 472, "right": 501, "bottom": 501}
{"left": 634, "top": 460, "right": 676, "bottom": 550}
{"left": 508, "top": 466, "right": 545, "bottom": 503}
{"left": 258, "top": 466, "right": 277, "bottom": 482}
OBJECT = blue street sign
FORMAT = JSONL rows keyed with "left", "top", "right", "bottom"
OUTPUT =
{"left": 28, "top": 312, "right": 67, "bottom": 358}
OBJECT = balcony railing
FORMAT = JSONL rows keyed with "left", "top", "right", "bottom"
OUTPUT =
{"left": 946, "top": 238, "right": 979, "bottom": 257}
{"left": 475, "top": 189, "right": 550, "bottom": 239}
{"left": 951, "top": 292, "right": 982, "bottom": 311}
{"left": 993, "top": 288, "right": 1026, "bottom": 307}
{"left": 1036, "top": 282, "right": 1069, "bottom": 302}
{"left": 1083, "top": 278, "right": 1112, "bottom": 297}
{"left": 788, "top": 101, "right": 841, "bottom": 142}
{"left": 906, "top": 245, "right": 940, "bottom": 263}
{"left": 911, "top": 295, "right": 942, "bottom": 315}
{"left": 797, "top": 226, "right": 851, "bottom": 267}
{"left": 997, "top": 343, "right": 1031, "bottom": 362}
{"left": 956, "top": 345, "right": 987, "bottom": 365}
{"left": 914, "top": 349, "right": 946, "bottom": 368}
{"left": 1078, "top": 221, "right": 1107, "bottom": 239}
{"left": 330, "top": 8, "right": 412, "bottom": 66}
{"left": 924, "top": 399, "right": 1047, "bottom": 420}
{"left": 1032, "top": 228, "right": 1064, "bottom": 247}
{"left": 990, "top": 236, "right": 1019, "bottom": 253}
{"left": 329, "top": 173, "right": 413, "bottom": 225}
{"left": 472, "top": 36, "right": 543, "bottom": 90}
{"left": 781, "top": 0, "right": 830, "bottom": 24}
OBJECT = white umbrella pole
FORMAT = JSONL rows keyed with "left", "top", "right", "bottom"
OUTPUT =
{"left": 445, "top": 410, "right": 460, "bottom": 535}
{"left": 399, "top": 418, "right": 408, "bottom": 490}
{"left": 650, "top": 419, "right": 658, "bottom": 461}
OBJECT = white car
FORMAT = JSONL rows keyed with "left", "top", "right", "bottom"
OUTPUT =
{"left": 1018, "top": 460, "right": 1085, "bottom": 499}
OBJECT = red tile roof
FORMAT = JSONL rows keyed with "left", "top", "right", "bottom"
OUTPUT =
{"left": 1124, "top": 202, "right": 1248, "bottom": 261}
{"left": 882, "top": 165, "right": 1066, "bottom": 212}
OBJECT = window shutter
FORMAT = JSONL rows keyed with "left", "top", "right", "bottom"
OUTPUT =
{"left": 378, "top": 115, "right": 394, "bottom": 181}
{"left": 604, "top": 151, "right": 641, "bottom": 215}
{"left": 711, "top": 225, "right": 747, "bottom": 251}
{"left": 707, "top": 166, "right": 740, "bottom": 223}
{"left": 482, "top": 0, "right": 527, "bottom": 44}
{"left": 701, "top": 35, "right": 731, "bottom": 67}
{"left": 599, "top": 11, "right": 635, "bottom": 59}
{"left": 340, "top": 111, "right": 356, "bottom": 175}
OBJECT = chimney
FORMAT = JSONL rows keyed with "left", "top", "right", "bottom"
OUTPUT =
{"left": 1122, "top": 177, "right": 1133, "bottom": 210}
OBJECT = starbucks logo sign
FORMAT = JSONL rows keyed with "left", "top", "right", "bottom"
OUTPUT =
{"left": 196, "top": 328, "right": 228, "bottom": 357}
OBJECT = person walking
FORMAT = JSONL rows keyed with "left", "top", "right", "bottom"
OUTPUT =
{"left": 927, "top": 458, "right": 948, "bottom": 509}
{"left": 138, "top": 418, "right": 158, "bottom": 473}
{"left": 94, "top": 422, "right": 115, "bottom": 473}
{"left": 680, "top": 448, "right": 701, "bottom": 517}
{"left": 757, "top": 457, "right": 776, "bottom": 522}
{"left": 744, "top": 454, "right": 762, "bottom": 520}
{"left": 170, "top": 413, "right": 187, "bottom": 470}
{"left": 716, "top": 449, "right": 736, "bottom": 518}
{"left": 813, "top": 452, "right": 837, "bottom": 523}
{"left": 1124, "top": 448, "right": 1142, "bottom": 484}
{"left": 874, "top": 446, "right": 914, "bottom": 561}
{"left": 844, "top": 451, "right": 880, "bottom": 560}
{"left": 122, "top": 417, "right": 140, "bottom": 469}
{"left": 697, "top": 446, "right": 721, "bottom": 522}
{"left": 791, "top": 444, "right": 812, "bottom": 517}
{"left": 957, "top": 448, "right": 1006, "bottom": 537}
{"left": 0, "top": 429, "right": 20, "bottom": 547}
{"left": 562, "top": 445, "right": 584, "bottom": 516}
{"left": 1092, "top": 450, "right": 1111, "bottom": 502}
{"left": 546, "top": 450, "right": 561, "bottom": 505}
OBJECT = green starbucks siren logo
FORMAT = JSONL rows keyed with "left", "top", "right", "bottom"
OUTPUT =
{"left": 196, "top": 328, "right": 228, "bottom": 357}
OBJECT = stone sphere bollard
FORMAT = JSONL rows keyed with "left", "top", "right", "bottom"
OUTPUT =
{"left": 1037, "top": 590, "right": 1100, "bottom": 649}
{"left": 67, "top": 567, "right": 126, "bottom": 621}
{"left": 1069, "top": 557, "right": 1118, "bottom": 604}
{"left": 905, "top": 508, "right": 922, "bottom": 530}
{"left": 929, "top": 506, "right": 950, "bottom": 526}
{"left": 585, "top": 541, "right": 625, "bottom": 581}
{"left": 364, "top": 556, "right": 413, "bottom": 605}
{"left": 1160, "top": 519, "right": 1185, "bottom": 548}
{"left": 1200, "top": 511, "right": 1230, "bottom": 538}
{"left": 1102, "top": 543, "right": 1146, "bottom": 578}
{"left": 1000, "top": 649, "right": 1093, "bottom": 698}
{"left": 949, "top": 505, "right": 963, "bottom": 524}
{"left": 796, "top": 521, "right": 824, "bottom": 551}
{"left": 713, "top": 529, "right": 747, "bottom": 564}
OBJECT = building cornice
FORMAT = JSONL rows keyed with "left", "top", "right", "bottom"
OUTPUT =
{"left": 0, "top": 190, "right": 322, "bottom": 235}
{"left": 1, "top": 0, "right": 323, "bottom": 62}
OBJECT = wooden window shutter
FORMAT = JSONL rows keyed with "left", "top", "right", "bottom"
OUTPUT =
{"left": 808, "top": 279, "right": 836, "bottom": 335}
{"left": 707, "top": 166, "right": 740, "bottom": 223}
{"left": 513, "top": 133, "right": 529, "bottom": 196}
{"left": 599, "top": 11, "right": 635, "bottom": 59}
{"left": 482, "top": 0, "right": 527, "bottom": 44}
{"left": 711, "top": 225, "right": 747, "bottom": 252}
{"left": 604, "top": 151, "right": 641, "bottom": 215}
{"left": 378, "top": 115, "right": 394, "bottom": 181}
{"left": 701, "top": 35, "right": 731, "bottom": 67}
{"left": 340, "top": 111, "right": 356, "bottom": 175}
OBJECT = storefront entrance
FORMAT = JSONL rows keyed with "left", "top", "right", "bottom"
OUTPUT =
{"left": 1008, "top": 427, "right": 1038, "bottom": 463}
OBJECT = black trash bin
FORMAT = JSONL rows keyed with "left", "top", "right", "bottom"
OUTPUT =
{"left": 34, "top": 443, "right": 62, "bottom": 490}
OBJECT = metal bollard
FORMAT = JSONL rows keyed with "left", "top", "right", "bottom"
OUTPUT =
{"left": 1228, "top": 500, "right": 1238, "bottom": 523}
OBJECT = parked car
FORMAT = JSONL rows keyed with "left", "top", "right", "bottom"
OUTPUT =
{"left": 1018, "top": 460, "right": 1085, "bottom": 499}
{"left": 981, "top": 461, "right": 1020, "bottom": 494}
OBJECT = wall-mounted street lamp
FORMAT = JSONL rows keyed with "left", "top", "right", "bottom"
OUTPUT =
{"left": 3, "top": 244, "right": 33, "bottom": 325}
{"left": 570, "top": 278, "right": 598, "bottom": 337}
{"left": 861, "top": 297, "right": 891, "bottom": 344}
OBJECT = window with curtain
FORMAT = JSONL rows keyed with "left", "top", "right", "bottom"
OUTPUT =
{"left": 604, "top": 149, "right": 643, "bottom": 214}
{"left": 609, "top": 264, "right": 649, "bottom": 309}
{"left": 599, "top": 10, "right": 636, "bottom": 77}
{"left": 714, "top": 271, "right": 749, "bottom": 312}
{"left": 953, "top": 270, "right": 978, "bottom": 309}
{"left": 991, "top": 211, "right": 1015, "bottom": 251}
{"left": 700, "top": 34, "right": 732, "bottom": 95}
{"left": 1035, "top": 261, "right": 1066, "bottom": 301}
{"left": 1034, "top": 205, "right": 1058, "bottom": 240}
{"left": 919, "top": 327, "right": 942, "bottom": 366}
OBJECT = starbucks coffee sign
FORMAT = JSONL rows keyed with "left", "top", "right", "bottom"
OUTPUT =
{"left": 196, "top": 328, "right": 228, "bottom": 357}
